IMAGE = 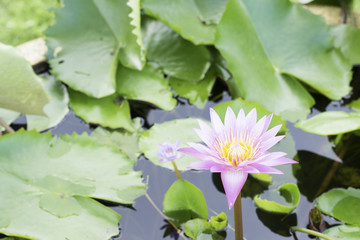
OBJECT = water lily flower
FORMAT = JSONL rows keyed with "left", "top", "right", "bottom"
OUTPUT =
{"left": 156, "top": 140, "right": 183, "bottom": 162}
{"left": 179, "top": 107, "right": 297, "bottom": 209}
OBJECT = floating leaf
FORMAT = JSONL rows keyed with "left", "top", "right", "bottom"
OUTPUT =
{"left": 316, "top": 187, "right": 360, "bottom": 225}
{"left": 163, "top": 179, "right": 208, "bottom": 223}
{"left": 331, "top": 25, "right": 360, "bottom": 64}
{"left": 321, "top": 225, "right": 360, "bottom": 240}
{"left": 142, "top": 0, "right": 226, "bottom": 44}
{"left": 91, "top": 119, "right": 143, "bottom": 162}
{"left": 69, "top": 89, "right": 134, "bottom": 131}
{"left": 295, "top": 111, "right": 360, "bottom": 135}
{"left": 349, "top": 99, "right": 360, "bottom": 111}
{"left": 116, "top": 64, "right": 176, "bottom": 111}
{"left": 170, "top": 67, "right": 216, "bottom": 109}
{"left": 254, "top": 183, "right": 300, "bottom": 214}
{"left": 139, "top": 118, "right": 201, "bottom": 171}
{"left": 27, "top": 75, "right": 69, "bottom": 131}
{"left": 0, "top": 130, "right": 146, "bottom": 239}
{"left": 213, "top": 98, "right": 288, "bottom": 133}
{"left": 0, "top": 43, "right": 49, "bottom": 115}
{"left": 209, "top": 212, "right": 228, "bottom": 231}
{"left": 142, "top": 17, "right": 211, "bottom": 82}
{"left": 184, "top": 218, "right": 224, "bottom": 240}
{"left": 215, "top": 0, "right": 352, "bottom": 121}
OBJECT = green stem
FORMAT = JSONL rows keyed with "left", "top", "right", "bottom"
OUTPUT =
{"left": 290, "top": 227, "right": 334, "bottom": 240}
{"left": 234, "top": 193, "right": 243, "bottom": 240}
{"left": 171, "top": 161, "right": 182, "bottom": 180}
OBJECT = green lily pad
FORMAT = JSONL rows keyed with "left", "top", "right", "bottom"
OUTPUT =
{"left": 349, "top": 99, "right": 360, "bottom": 111}
{"left": 0, "top": 130, "right": 146, "bottom": 239}
{"left": 215, "top": 0, "right": 352, "bottom": 121}
{"left": 184, "top": 218, "right": 224, "bottom": 240}
{"left": 295, "top": 111, "right": 360, "bottom": 135}
{"left": 142, "top": 17, "right": 211, "bottom": 82}
{"left": 69, "top": 89, "right": 134, "bottom": 132}
{"left": 320, "top": 225, "right": 360, "bottom": 240}
{"left": 170, "top": 67, "right": 216, "bottom": 109}
{"left": 163, "top": 179, "right": 208, "bottom": 223}
{"left": 316, "top": 187, "right": 360, "bottom": 225}
{"left": 331, "top": 25, "right": 360, "bottom": 65}
{"left": 213, "top": 98, "right": 288, "bottom": 133}
{"left": 142, "top": 0, "right": 226, "bottom": 44}
{"left": 254, "top": 183, "right": 300, "bottom": 214}
{"left": 138, "top": 118, "right": 202, "bottom": 171}
{"left": 0, "top": 43, "right": 50, "bottom": 115}
{"left": 116, "top": 64, "right": 176, "bottom": 111}
{"left": 26, "top": 75, "right": 69, "bottom": 131}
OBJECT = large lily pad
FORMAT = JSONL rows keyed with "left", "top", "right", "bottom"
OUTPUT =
{"left": 47, "top": 0, "right": 144, "bottom": 98}
{"left": 0, "top": 130, "right": 146, "bottom": 239}
{"left": 331, "top": 25, "right": 360, "bottom": 65}
{"left": 215, "top": 0, "right": 352, "bottom": 121}
{"left": 295, "top": 111, "right": 360, "bottom": 135}
{"left": 116, "top": 64, "right": 176, "bottom": 111}
{"left": 142, "top": 0, "right": 227, "bottom": 44}
{"left": 0, "top": 43, "right": 50, "bottom": 115}
{"left": 69, "top": 89, "right": 134, "bottom": 132}
{"left": 142, "top": 17, "right": 211, "bottom": 82}
{"left": 316, "top": 187, "right": 360, "bottom": 225}
{"left": 138, "top": 118, "right": 202, "bottom": 171}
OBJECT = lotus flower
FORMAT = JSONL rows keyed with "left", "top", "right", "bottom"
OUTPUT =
{"left": 156, "top": 140, "right": 183, "bottom": 162}
{"left": 179, "top": 107, "right": 297, "bottom": 209}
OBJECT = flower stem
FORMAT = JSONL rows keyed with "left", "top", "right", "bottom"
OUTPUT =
{"left": 290, "top": 226, "right": 334, "bottom": 240}
{"left": 234, "top": 192, "right": 243, "bottom": 240}
{"left": 171, "top": 161, "right": 182, "bottom": 180}
{"left": 0, "top": 118, "right": 15, "bottom": 133}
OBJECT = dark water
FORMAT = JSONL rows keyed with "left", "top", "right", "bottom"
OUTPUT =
{"left": 12, "top": 67, "right": 358, "bottom": 239}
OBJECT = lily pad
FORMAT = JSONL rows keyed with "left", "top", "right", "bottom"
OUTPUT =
{"left": 213, "top": 98, "right": 288, "bottom": 133}
{"left": 331, "top": 25, "right": 360, "bottom": 65}
{"left": 295, "top": 111, "right": 360, "bottom": 135}
{"left": 142, "top": 0, "right": 227, "bottom": 44}
{"left": 69, "top": 89, "right": 134, "bottom": 132}
{"left": 0, "top": 43, "right": 50, "bottom": 115}
{"left": 209, "top": 212, "right": 228, "bottom": 231}
{"left": 138, "top": 118, "right": 202, "bottom": 171}
{"left": 321, "top": 225, "right": 360, "bottom": 240}
{"left": 184, "top": 218, "right": 224, "bottom": 240}
{"left": 215, "top": 0, "right": 352, "bottom": 121}
{"left": 26, "top": 75, "right": 69, "bottom": 131}
{"left": 254, "top": 183, "right": 300, "bottom": 214}
{"left": 142, "top": 17, "right": 211, "bottom": 82}
{"left": 116, "top": 64, "right": 176, "bottom": 111}
{"left": 316, "top": 187, "right": 360, "bottom": 225}
{"left": 163, "top": 179, "right": 208, "bottom": 223}
{"left": 0, "top": 130, "right": 146, "bottom": 239}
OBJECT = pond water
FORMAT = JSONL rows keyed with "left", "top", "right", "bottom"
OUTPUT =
{"left": 10, "top": 67, "right": 359, "bottom": 239}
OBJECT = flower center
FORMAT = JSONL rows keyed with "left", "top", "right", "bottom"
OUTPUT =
{"left": 215, "top": 132, "right": 259, "bottom": 166}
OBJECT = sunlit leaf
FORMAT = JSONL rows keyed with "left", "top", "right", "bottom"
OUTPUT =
{"left": 0, "top": 43, "right": 50, "bottom": 115}
{"left": 163, "top": 179, "right": 208, "bottom": 223}
{"left": 331, "top": 25, "right": 360, "bottom": 64}
{"left": 69, "top": 89, "right": 134, "bottom": 131}
{"left": 213, "top": 98, "right": 288, "bottom": 133}
{"left": 209, "top": 212, "right": 228, "bottom": 231}
{"left": 142, "top": 17, "right": 211, "bottom": 82}
{"left": 142, "top": 0, "right": 227, "bottom": 44}
{"left": 27, "top": 75, "right": 69, "bottom": 131}
{"left": 116, "top": 64, "right": 176, "bottom": 111}
{"left": 295, "top": 111, "right": 360, "bottom": 135}
{"left": 0, "top": 130, "right": 146, "bottom": 239}
{"left": 215, "top": 0, "right": 352, "bottom": 121}
{"left": 254, "top": 183, "right": 300, "bottom": 214}
{"left": 316, "top": 187, "right": 360, "bottom": 225}
{"left": 138, "top": 118, "right": 201, "bottom": 171}
{"left": 320, "top": 225, "right": 360, "bottom": 240}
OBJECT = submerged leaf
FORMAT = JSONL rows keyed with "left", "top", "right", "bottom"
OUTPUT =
{"left": 0, "top": 130, "right": 146, "bottom": 239}
{"left": 0, "top": 43, "right": 50, "bottom": 115}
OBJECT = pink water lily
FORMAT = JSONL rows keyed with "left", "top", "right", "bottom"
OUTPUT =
{"left": 179, "top": 107, "right": 297, "bottom": 209}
